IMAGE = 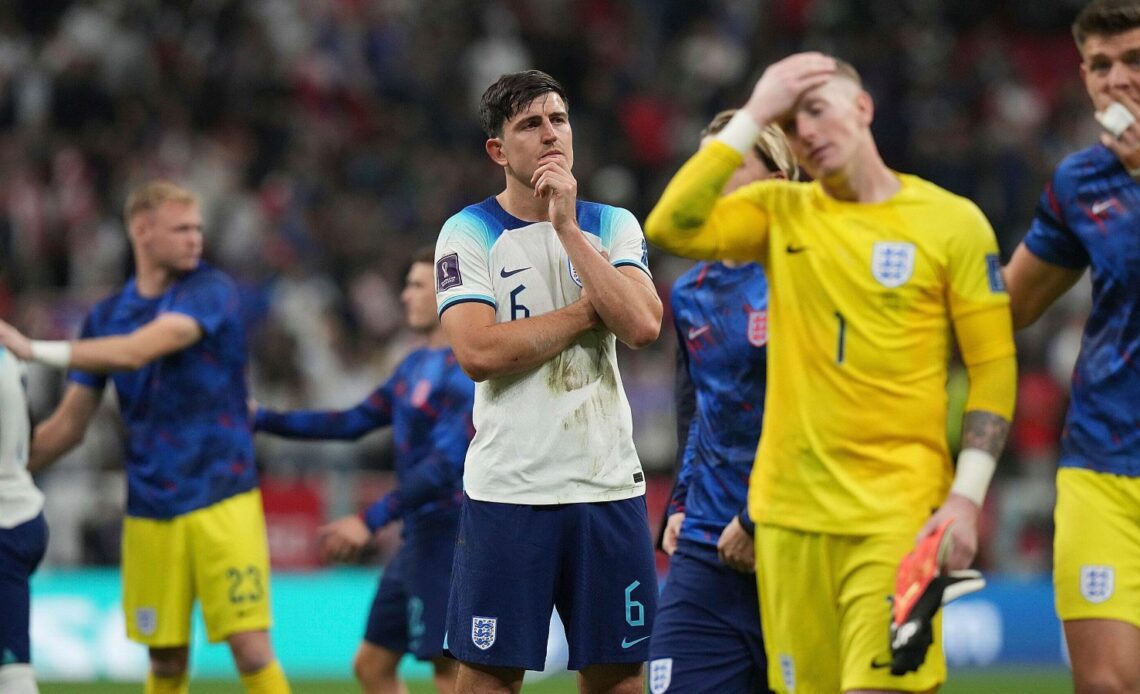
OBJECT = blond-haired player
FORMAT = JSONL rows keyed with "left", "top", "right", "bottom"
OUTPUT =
{"left": 0, "top": 181, "right": 290, "bottom": 694}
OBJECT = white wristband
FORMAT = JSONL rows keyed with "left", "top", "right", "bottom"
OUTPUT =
{"left": 716, "top": 111, "right": 763, "bottom": 156}
{"left": 950, "top": 448, "right": 996, "bottom": 508}
{"left": 30, "top": 340, "right": 72, "bottom": 369}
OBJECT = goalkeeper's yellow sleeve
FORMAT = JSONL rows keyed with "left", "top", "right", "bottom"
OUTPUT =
{"left": 955, "top": 304, "right": 1017, "bottom": 419}
{"left": 644, "top": 141, "right": 767, "bottom": 261}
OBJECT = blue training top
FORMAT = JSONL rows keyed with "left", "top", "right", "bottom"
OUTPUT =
{"left": 255, "top": 346, "right": 474, "bottom": 532}
{"left": 70, "top": 264, "right": 257, "bottom": 519}
{"left": 669, "top": 261, "right": 769, "bottom": 546}
{"left": 1024, "top": 143, "right": 1140, "bottom": 477}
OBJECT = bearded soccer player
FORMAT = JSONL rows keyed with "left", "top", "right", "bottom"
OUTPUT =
{"left": 435, "top": 70, "right": 662, "bottom": 694}
{"left": 0, "top": 182, "right": 290, "bottom": 694}
{"left": 645, "top": 54, "right": 1016, "bottom": 693}
{"left": 1004, "top": 1, "right": 1140, "bottom": 691}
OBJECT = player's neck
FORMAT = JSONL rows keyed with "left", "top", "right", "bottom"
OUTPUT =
{"left": 497, "top": 182, "right": 550, "bottom": 223}
{"left": 133, "top": 260, "right": 179, "bottom": 298}
{"left": 820, "top": 153, "right": 899, "bottom": 203}
{"left": 426, "top": 326, "right": 447, "bottom": 348}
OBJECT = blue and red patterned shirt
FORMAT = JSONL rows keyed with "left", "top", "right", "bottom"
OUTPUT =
{"left": 669, "top": 261, "right": 769, "bottom": 546}
{"left": 1024, "top": 143, "right": 1140, "bottom": 476}
{"left": 70, "top": 264, "right": 257, "bottom": 519}
{"left": 255, "top": 345, "right": 474, "bottom": 532}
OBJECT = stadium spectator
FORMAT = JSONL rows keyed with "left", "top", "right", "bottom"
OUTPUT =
{"left": 649, "top": 110, "right": 796, "bottom": 694}
{"left": 1003, "top": 1, "right": 1140, "bottom": 690}
{"left": 0, "top": 181, "right": 290, "bottom": 694}
{"left": 644, "top": 53, "right": 1017, "bottom": 693}
{"left": 253, "top": 246, "right": 473, "bottom": 694}
{"left": 434, "top": 69, "right": 661, "bottom": 694}
{"left": 0, "top": 347, "right": 46, "bottom": 694}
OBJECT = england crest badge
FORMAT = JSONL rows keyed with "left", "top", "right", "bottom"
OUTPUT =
{"left": 649, "top": 658, "right": 672, "bottom": 694}
{"left": 746, "top": 307, "right": 768, "bottom": 347}
{"left": 1080, "top": 565, "right": 1115, "bottom": 604}
{"left": 136, "top": 607, "right": 157, "bottom": 636}
{"left": 871, "top": 242, "right": 916, "bottom": 288}
{"left": 472, "top": 616, "right": 497, "bottom": 650}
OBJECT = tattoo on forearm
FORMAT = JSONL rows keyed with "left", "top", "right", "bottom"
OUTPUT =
{"left": 961, "top": 410, "right": 1010, "bottom": 458}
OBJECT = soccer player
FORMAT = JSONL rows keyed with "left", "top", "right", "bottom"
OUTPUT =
{"left": 649, "top": 111, "right": 796, "bottom": 694}
{"left": 0, "top": 347, "right": 46, "bottom": 694}
{"left": 0, "top": 181, "right": 290, "bottom": 694}
{"left": 253, "top": 246, "right": 474, "bottom": 694}
{"left": 644, "top": 54, "right": 1017, "bottom": 693}
{"left": 434, "top": 69, "right": 662, "bottom": 694}
{"left": 1003, "top": 2, "right": 1140, "bottom": 690}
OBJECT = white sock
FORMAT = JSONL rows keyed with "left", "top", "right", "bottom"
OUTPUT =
{"left": 0, "top": 664, "right": 40, "bottom": 694}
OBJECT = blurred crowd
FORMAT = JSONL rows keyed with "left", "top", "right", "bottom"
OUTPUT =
{"left": 0, "top": 0, "right": 1097, "bottom": 574}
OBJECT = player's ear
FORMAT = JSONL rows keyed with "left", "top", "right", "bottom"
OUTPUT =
{"left": 485, "top": 137, "right": 507, "bottom": 167}
{"left": 127, "top": 214, "right": 148, "bottom": 243}
{"left": 855, "top": 90, "right": 874, "bottom": 128}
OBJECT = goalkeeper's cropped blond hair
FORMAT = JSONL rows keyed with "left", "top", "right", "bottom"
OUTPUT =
{"left": 701, "top": 109, "right": 799, "bottom": 181}
{"left": 124, "top": 181, "right": 198, "bottom": 225}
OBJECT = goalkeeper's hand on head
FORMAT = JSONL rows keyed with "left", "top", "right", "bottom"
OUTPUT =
{"left": 888, "top": 517, "right": 986, "bottom": 676}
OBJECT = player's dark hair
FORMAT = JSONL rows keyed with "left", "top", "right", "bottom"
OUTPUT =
{"left": 412, "top": 246, "right": 435, "bottom": 266}
{"left": 479, "top": 70, "right": 569, "bottom": 138}
{"left": 1073, "top": 0, "right": 1140, "bottom": 47}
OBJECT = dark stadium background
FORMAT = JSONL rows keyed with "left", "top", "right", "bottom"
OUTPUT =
{"left": 5, "top": 0, "right": 1088, "bottom": 689}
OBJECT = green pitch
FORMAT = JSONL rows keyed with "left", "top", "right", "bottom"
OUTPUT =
{"left": 38, "top": 668, "right": 1073, "bottom": 693}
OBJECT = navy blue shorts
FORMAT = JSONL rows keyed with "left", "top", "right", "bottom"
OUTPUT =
{"left": 446, "top": 495, "right": 657, "bottom": 671}
{"left": 0, "top": 513, "right": 48, "bottom": 665}
{"left": 365, "top": 511, "right": 458, "bottom": 660}
{"left": 647, "top": 540, "right": 770, "bottom": 693}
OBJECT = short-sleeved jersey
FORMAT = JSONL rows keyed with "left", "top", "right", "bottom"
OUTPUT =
{"left": 70, "top": 264, "right": 257, "bottom": 519}
{"left": 646, "top": 147, "right": 1012, "bottom": 534}
{"left": 1024, "top": 144, "right": 1140, "bottom": 477}
{"left": 669, "top": 262, "right": 767, "bottom": 546}
{"left": 255, "top": 345, "right": 474, "bottom": 531}
{"left": 435, "top": 196, "right": 650, "bottom": 504}
{"left": 0, "top": 347, "right": 41, "bottom": 528}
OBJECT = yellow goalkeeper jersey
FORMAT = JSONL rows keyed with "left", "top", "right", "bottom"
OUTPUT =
{"left": 645, "top": 142, "right": 1014, "bottom": 535}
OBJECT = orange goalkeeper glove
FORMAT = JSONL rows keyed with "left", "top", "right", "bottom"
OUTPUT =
{"left": 888, "top": 519, "right": 986, "bottom": 675}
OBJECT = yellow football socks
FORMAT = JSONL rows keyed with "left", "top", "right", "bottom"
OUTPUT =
{"left": 240, "top": 660, "right": 291, "bottom": 693}
{"left": 144, "top": 672, "right": 188, "bottom": 694}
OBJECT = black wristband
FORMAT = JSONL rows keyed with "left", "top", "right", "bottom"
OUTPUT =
{"left": 737, "top": 511, "right": 755, "bottom": 537}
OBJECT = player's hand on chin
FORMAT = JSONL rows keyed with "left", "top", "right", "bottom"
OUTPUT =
{"left": 532, "top": 160, "right": 578, "bottom": 231}
{"left": 915, "top": 493, "right": 980, "bottom": 572}
{"left": 1100, "top": 91, "right": 1140, "bottom": 173}
{"left": 318, "top": 514, "right": 373, "bottom": 564}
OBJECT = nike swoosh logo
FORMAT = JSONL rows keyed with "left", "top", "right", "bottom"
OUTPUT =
{"left": 869, "top": 657, "right": 893, "bottom": 670}
{"left": 500, "top": 266, "right": 531, "bottom": 278}
{"left": 687, "top": 325, "right": 710, "bottom": 340}
{"left": 621, "top": 635, "right": 650, "bottom": 649}
{"left": 786, "top": 244, "right": 808, "bottom": 254}
{"left": 1091, "top": 200, "right": 1115, "bottom": 216}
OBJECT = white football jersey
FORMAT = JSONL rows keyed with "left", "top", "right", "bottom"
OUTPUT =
{"left": 436, "top": 196, "right": 650, "bottom": 504}
{"left": 0, "top": 347, "right": 42, "bottom": 528}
